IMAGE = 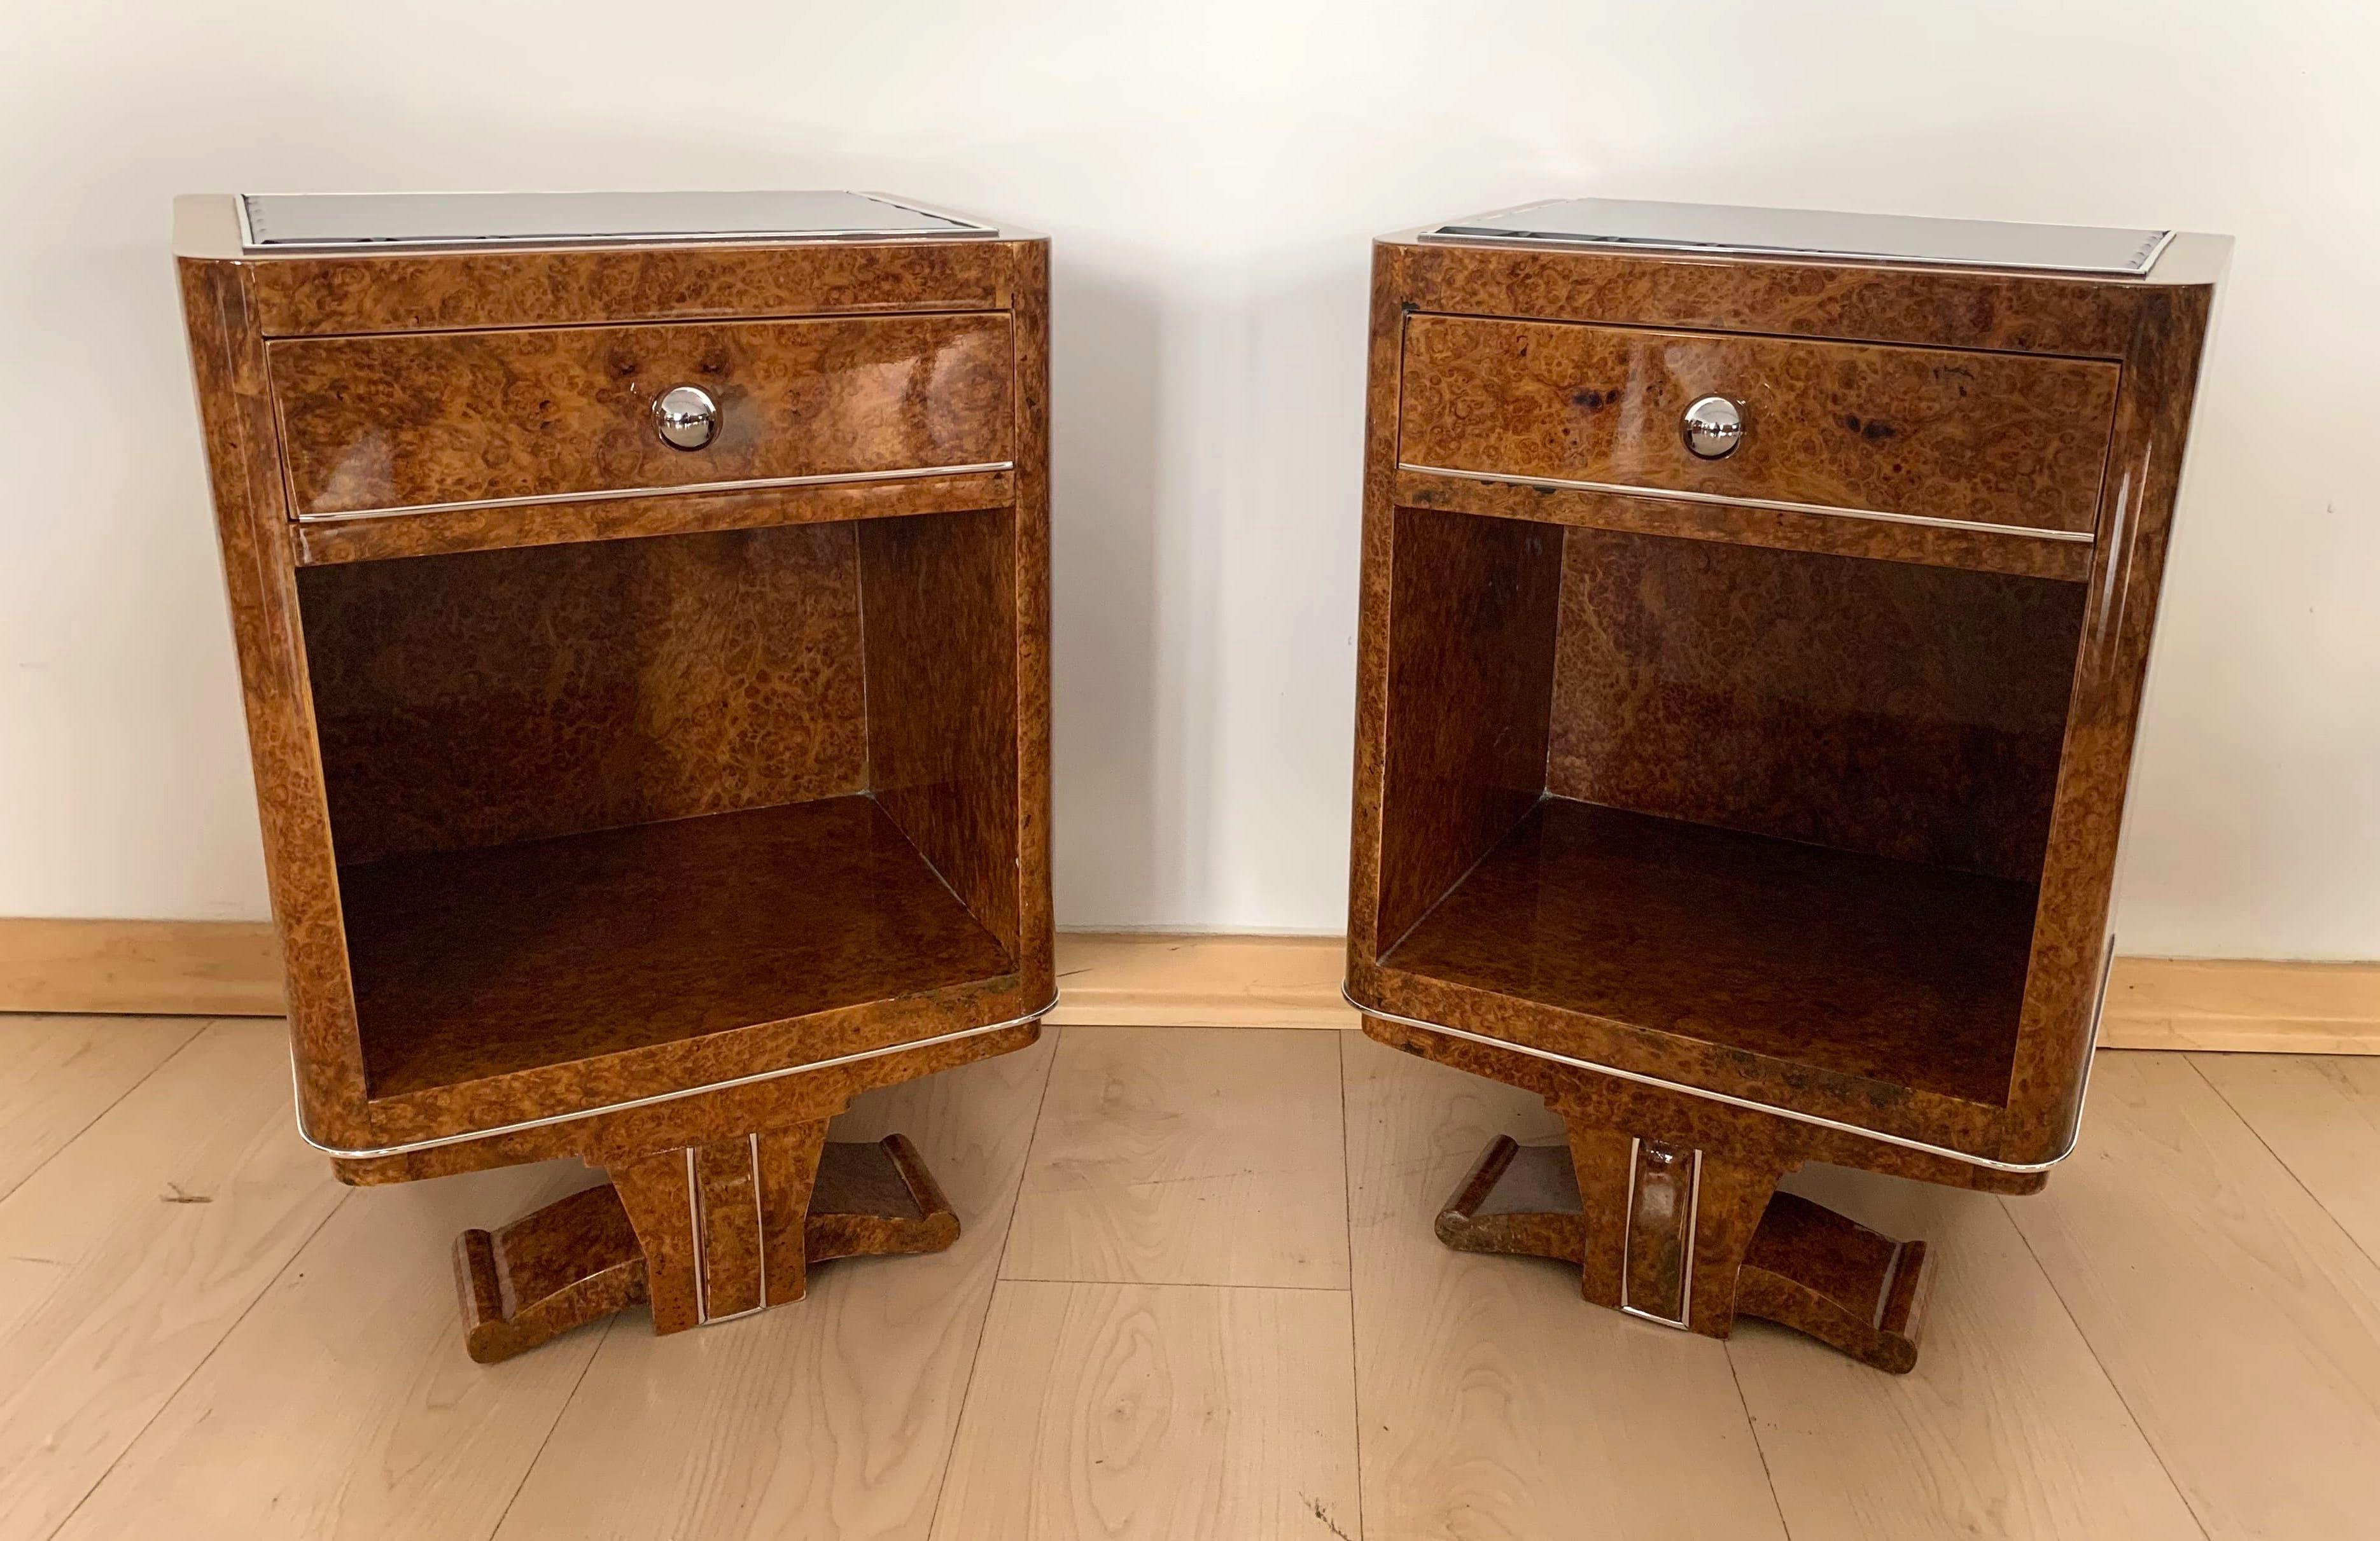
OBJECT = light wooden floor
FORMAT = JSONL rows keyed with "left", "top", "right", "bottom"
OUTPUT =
{"left": 5, "top": 1017, "right": 2379, "bottom": 1540}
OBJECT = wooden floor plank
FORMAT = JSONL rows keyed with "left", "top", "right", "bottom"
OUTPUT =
{"left": 1730, "top": 1162, "right": 2200, "bottom": 1539}
{"left": 2194, "top": 1052, "right": 2380, "bottom": 1260}
{"left": 930, "top": 1279, "right": 1361, "bottom": 1541}
{"left": 0, "top": 1019, "right": 346, "bottom": 1540}
{"left": 0, "top": 1014, "right": 203, "bottom": 1201}
{"left": 1341, "top": 1033, "right": 1786, "bottom": 1541}
{"left": 1005, "top": 1026, "right": 1349, "bottom": 1288}
{"left": 54, "top": 1157, "right": 605, "bottom": 1541}
{"left": 2009, "top": 1050, "right": 2380, "bottom": 1539}
{"left": 489, "top": 1029, "right": 1056, "bottom": 1541}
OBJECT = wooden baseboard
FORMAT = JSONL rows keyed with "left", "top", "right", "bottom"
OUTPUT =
{"left": 1046, "top": 933, "right": 1355, "bottom": 1028}
{"left": 0, "top": 917, "right": 286, "bottom": 1017}
{"left": 6, "top": 918, "right": 2374, "bottom": 1055}
{"left": 2099, "top": 958, "right": 2380, "bottom": 1053}
{"left": 1051, "top": 935, "right": 2380, "bottom": 1053}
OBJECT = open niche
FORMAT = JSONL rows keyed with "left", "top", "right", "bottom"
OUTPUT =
{"left": 296, "top": 509, "right": 1022, "bottom": 1105}
{"left": 1373, "top": 506, "right": 2087, "bottom": 1109}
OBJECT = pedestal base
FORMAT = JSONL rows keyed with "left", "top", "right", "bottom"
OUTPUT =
{"left": 455, "top": 1133, "right": 956, "bottom": 1364}
{"left": 1439, "top": 1133, "right": 1933, "bottom": 1373}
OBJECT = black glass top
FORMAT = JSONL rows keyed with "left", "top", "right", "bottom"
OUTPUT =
{"left": 239, "top": 190, "right": 993, "bottom": 250}
{"left": 1425, "top": 198, "right": 2170, "bottom": 275}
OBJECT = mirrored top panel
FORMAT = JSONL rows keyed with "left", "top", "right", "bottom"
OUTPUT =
{"left": 239, "top": 190, "right": 994, "bottom": 251}
{"left": 1425, "top": 198, "right": 2171, "bottom": 276}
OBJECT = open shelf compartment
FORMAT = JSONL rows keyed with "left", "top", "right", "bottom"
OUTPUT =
{"left": 1373, "top": 505, "right": 2088, "bottom": 1108}
{"left": 295, "top": 505, "right": 1022, "bottom": 1106}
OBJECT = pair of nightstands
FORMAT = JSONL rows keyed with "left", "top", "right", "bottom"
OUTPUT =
{"left": 176, "top": 191, "right": 2222, "bottom": 1372}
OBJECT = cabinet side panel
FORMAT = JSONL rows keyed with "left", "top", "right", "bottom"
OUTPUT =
{"left": 1346, "top": 246, "right": 1410, "bottom": 976}
{"left": 2006, "top": 288, "right": 2218, "bottom": 1161}
{"left": 860, "top": 507, "right": 1023, "bottom": 957}
{"left": 176, "top": 256, "right": 370, "bottom": 1146}
{"left": 1009, "top": 241, "right": 1055, "bottom": 1000}
{"left": 1375, "top": 505, "right": 1563, "bottom": 948}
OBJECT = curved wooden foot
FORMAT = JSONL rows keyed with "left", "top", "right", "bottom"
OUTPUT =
{"left": 1438, "top": 1129, "right": 1933, "bottom": 1373}
{"left": 456, "top": 1182, "right": 649, "bottom": 1365}
{"left": 454, "top": 1132, "right": 959, "bottom": 1364}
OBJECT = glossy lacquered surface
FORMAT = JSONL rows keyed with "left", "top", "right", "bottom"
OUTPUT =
{"left": 1546, "top": 524, "right": 2085, "bottom": 881}
{"left": 178, "top": 192, "right": 1053, "bottom": 1358}
{"left": 270, "top": 312, "right": 1013, "bottom": 518}
{"left": 181, "top": 201, "right": 1051, "bottom": 1127}
{"left": 1346, "top": 207, "right": 2222, "bottom": 1367}
{"left": 1399, "top": 314, "right": 2119, "bottom": 535}
{"left": 342, "top": 797, "right": 1015, "bottom": 1102}
{"left": 1349, "top": 221, "right": 2223, "bottom": 1171}
{"left": 298, "top": 522, "right": 870, "bottom": 864}
{"left": 1383, "top": 798, "right": 2037, "bottom": 1106}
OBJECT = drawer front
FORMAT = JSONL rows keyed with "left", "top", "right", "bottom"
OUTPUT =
{"left": 270, "top": 312, "right": 1013, "bottom": 519}
{"left": 1399, "top": 315, "right": 2119, "bottom": 537}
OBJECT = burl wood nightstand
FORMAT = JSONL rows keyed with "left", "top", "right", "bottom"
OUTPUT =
{"left": 1343, "top": 199, "right": 2224, "bottom": 1371}
{"left": 175, "top": 191, "right": 1053, "bottom": 1362}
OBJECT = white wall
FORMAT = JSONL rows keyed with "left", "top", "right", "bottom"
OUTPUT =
{"left": 2, "top": 1, "right": 2372, "bottom": 956}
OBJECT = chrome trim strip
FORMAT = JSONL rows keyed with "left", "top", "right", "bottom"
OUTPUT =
{"left": 857, "top": 192, "right": 1005, "bottom": 239}
{"left": 1872, "top": 1241, "right": 1907, "bottom": 1331}
{"left": 1616, "top": 1139, "right": 1701, "bottom": 1330}
{"left": 237, "top": 191, "right": 999, "bottom": 253}
{"left": 1345, "top": 935, "right": 2118, "bottom": 1175}
{"left": 1417, "top": 220, "right": 2176, "bottom": 279}
{"left": 693, "top": 1133, "right": 772, "bottom": 1328}
{"left": 291, "top": 994, "right": 1058, "bottom": 1161}
{"left": 1398, "top": 463, "right": 2099, "bottom": 545}
{"left": 686, "top": 1147, "right": 707, "bottom": 1321}
{"left": 292, "top": 462, "right": 1017, "bottom": 526}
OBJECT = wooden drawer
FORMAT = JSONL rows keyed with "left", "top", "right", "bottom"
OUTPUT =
{"left": 269, "top": 312, "right": 1014, "bottom": 520}
{"left": 1398, "top": 315, "right": 2120, "bottom": 538}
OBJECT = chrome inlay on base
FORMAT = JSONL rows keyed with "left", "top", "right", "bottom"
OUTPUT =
{"left": 1399, "top": 463, "right": 2099, "bottom": 545}
{"left": 1616, "top": 1138, "right": 1702, "bottom": 1331}
{"left": 1871, "top": 1241, "right": 1910, "bottom": 1331}
{"left": 1347, "top": 937, "right": 2118, "bottom": 1176}
{"left": 689, "top": 1133, "right": 771, "bottom": 1327}
{"left": 288, "top": 994, "right": 1059, "bottom": 1162}
{"left": 291, "top": 461, "right": 1018, "bottom": 525}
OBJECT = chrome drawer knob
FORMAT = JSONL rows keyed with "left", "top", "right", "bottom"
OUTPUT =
{"left": 653, "top": 385, "right": 719, "bottom": 450}
{"left": 1681, "top": 395, "right": 1744, "bottom": 459}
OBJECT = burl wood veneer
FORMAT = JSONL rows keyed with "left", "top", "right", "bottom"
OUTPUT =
{"left": 175, "top": 191, "right": 1053, "bottom": 1362}
{"left": 1345, "top": 200, "right": 2225, "bottom": 1371}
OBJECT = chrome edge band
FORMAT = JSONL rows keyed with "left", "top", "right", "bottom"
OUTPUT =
{"left": 1616, "top": 1138, "right": 1700, "bottom": 1330}
{"left": 1414, "top": 227, "right": 2178, "bottom": 278}
{"left": 289, "top": 994, "right": 1059, "bottom": 1162}
{"left": 292, "top": 462, "right": 1018, "bottom": 526}
{"left": 238, "top": 193, "right": 998, "bottom": 254}
{"left": 1343, "top": 937, "right": 2116, "bottom": 1175}
{"left": 690, "top": 1133, "right": 773, "bottom": 1328}
{"left": 1398, "top": 463, "right": 2099, "bottom": 545}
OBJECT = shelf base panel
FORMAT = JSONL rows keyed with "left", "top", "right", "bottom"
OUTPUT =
{"left": 455, "top": 1131, "right": 958, "bottom": 1365}
{"left": 1438, "top": 1132, "right": 1931, "bottom": 1373}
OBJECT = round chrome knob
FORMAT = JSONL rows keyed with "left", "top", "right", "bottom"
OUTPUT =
{"left": 653, "top": 385, "right": 719, "bottom": 450}
{"left": 1681, "top": 395, "right": 1744, "bottom": 459}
